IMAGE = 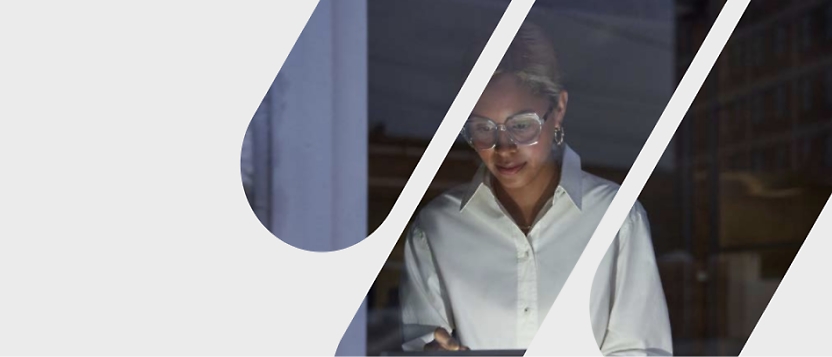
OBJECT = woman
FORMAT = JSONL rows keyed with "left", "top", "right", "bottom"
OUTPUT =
{"left": 399, "top": 23, "right": 672, "bottom": 355}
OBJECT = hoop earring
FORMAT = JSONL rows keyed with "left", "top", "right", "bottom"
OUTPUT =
{"left": 553, "top": 126, "right": 565, "bottom": 146}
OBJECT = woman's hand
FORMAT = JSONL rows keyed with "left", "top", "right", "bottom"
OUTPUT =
{"left": 424, "top": 327, "right": 470, "bottom": 351}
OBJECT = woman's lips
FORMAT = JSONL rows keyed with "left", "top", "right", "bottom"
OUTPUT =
{"left": 496, "top": 162, "right": 525, "bottom": 176}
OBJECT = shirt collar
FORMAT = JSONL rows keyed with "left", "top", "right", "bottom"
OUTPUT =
{"left": 459, "top": 144, "right": 584, "bottom": 212}
{"left": 558, "top": 144, "right": 583, "bottom": 210}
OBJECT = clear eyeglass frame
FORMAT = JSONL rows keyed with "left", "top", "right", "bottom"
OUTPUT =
{"left": 461, "top": 103, "right": 555, "bottom": 151}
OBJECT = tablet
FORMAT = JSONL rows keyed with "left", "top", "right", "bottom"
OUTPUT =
{"left": 381, "top": 350, "right": 525, "bottom": 356}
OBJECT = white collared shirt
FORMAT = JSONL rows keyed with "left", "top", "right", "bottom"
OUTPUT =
{"left": 400, "top": 145, "right": 672, "bottom": 355}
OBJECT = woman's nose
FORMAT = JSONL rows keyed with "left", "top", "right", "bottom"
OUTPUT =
{"left": 494, "top": 128, "right": 516, "bottom": 152}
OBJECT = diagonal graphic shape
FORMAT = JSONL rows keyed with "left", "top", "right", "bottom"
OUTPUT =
{"left": 360, "top": 0, "right": 513, "bottom": 354}
{"left": 739, "top": 192, "right": 832, "bottom": 355}
{"left": 245, "top": 0, "right": 369, "bottom": 254}
{"left": 526, "top": 1, "right": 750, "bottom": 355}
{"left": 330, "top": 0, "right": 537, "bottom": 354}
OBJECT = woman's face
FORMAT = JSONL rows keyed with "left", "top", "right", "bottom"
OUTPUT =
{"left": 470, "top": 73, "right": 567, "bottom": 191}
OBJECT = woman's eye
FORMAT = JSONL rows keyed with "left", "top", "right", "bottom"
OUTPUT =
{"left": 511, "top": 122, "right": 531, "bottom": 131}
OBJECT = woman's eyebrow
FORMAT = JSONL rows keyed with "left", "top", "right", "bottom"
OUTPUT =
{"left": 469, "top": 109, "right": 537, "bottom": 121}
{"left": 468, "top": 113, "right": 493, "bottom": 121}
{"left": 510, "top": 109, "right": 537, "bottom": 117}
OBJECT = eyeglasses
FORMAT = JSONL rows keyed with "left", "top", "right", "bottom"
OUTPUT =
{"left": 461, "top": 104, "right": 555, "bottom": 151}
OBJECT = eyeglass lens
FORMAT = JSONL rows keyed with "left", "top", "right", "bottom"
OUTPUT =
{"left": 464, "top": 113, "right": 542, "bottom": 150}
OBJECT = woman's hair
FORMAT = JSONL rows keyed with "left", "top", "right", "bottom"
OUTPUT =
{"left": 461, "top": 22, "right": 564, "bottom": 104}
{"left": 495, "top": 23, "right": 563, "bottom": 104}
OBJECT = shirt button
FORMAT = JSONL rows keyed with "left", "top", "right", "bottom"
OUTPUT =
{"left": 524, "top": 307, "right": 530, "bottom": 314}
{"left": 524, "top": 250, "right": 530, "bottom": 258}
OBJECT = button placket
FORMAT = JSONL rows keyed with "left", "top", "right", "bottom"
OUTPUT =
{"left": 515, "top": 227, "right": 538, "bottom": 345}
{"left": 501, "top": 191, "right": 541, "bottom": 346}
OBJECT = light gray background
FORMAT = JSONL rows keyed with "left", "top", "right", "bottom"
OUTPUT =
{"left": 1, "top": 1, "right": 829, "bottom": 356}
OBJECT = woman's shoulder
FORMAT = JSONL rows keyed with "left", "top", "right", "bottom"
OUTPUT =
{"left": 414, "top": 183, "right": 471, "bottom": 223}
{"left": 579, "top": 170, "right": 647, "bottom": 215}
{"left": 580, "top": 171, "right": 621, "bottom": 202}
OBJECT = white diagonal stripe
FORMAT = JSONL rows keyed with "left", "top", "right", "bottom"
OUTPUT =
{"left": 740, "top": 193, "right": 832, "bottom": 355}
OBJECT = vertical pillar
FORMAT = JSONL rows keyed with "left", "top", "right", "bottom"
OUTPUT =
{"left": 259, "top": 0, "right": 368, "bottom": 354}
{"left": 331, "top": 0, "right": 368, "bottom": 355}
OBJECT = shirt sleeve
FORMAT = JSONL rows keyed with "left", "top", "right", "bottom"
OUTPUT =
{"left": 600, "top": 203, "right": 673, "bottom": 356}
{"left": 399, "top": 215, "right": 455, "bottom": 351}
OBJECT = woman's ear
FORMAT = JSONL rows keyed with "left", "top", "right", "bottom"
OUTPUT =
{"left": 554, "top": 90, "right": 568, "bottom": 127}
